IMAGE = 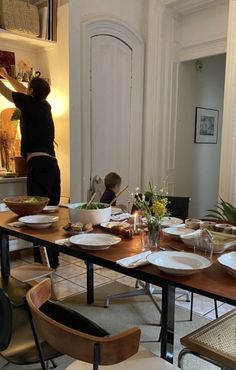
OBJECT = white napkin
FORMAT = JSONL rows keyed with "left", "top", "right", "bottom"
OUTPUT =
{"left": 8, "top": 221, "right": 24, "bottom": 228}
{"left": 116, "top": 251, "right": 152, "bottom": 269}
{"left": 111, "top": 213, "right": 131, "bottom": 221}
{"left": 55, "top": 238, "right": 72, "bottom": 246}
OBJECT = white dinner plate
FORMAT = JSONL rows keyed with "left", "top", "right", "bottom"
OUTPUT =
{"left": 161, "top": 217, "right": 183, "bottom": 228}
{"left": 147, "top": 251, "right": 212, "bottom": 276}
{"left": 163, "top": 227, "right": 194, "bottom": 240}
{"left": 69, "top": 234, "right": 122, "bottom": 250}
{"left": 19, "top": 215, "right": 59, "bottom": 229}
{"left": 111, "top": 207, "right": 123, "bottom": 215}
{"left": 218, "top": 252, "right": 236, "bottom": 277}
{"left": 100, "top": 221, "right": 130, "bottom": 229}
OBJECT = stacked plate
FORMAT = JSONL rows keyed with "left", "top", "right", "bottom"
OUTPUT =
{"left": 163, "top": 227, "right": 194, "bottom": 240}
{"left": 19, "top": 215, "right": 59, "bottom": 229}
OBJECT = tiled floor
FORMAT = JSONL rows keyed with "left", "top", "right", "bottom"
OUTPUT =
{"left": 6, "top": 254, "right": 234, "bottom": 319}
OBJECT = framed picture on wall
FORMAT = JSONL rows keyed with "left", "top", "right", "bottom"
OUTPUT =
{"left": 194, "top": 107, "right": 219, "bottom": 144}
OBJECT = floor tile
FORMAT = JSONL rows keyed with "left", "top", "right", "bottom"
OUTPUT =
{"left": 69, "top": 273, "right": 111, "bottom": 288}
{"left": 60, "top": 255, "right": 83, "bottom": 264}
{"left": 117, "top": 276, "right": 137, "bottom": 287}
{"left": 96, "top": 268, "right": 124, "bottom": 280}
{"left": 53, "top": 280, "right": 85, "bottom": 300}
{"left": 175, "top": 293, "right": 223, "bottom": 316}
{"left": 206, "top": 303, "right": 235, "bottom": 319}
{"left": 74, "top": 260, "right": 87, "bottom": 268}
{"left": 55, "top": 264, "right": 86, "bottom": 279}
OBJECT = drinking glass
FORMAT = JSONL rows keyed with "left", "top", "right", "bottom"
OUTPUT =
{"left": 140, "top": 228, "right": 150, "bottom": 251}
{"left": 194, "top": 236, "right": 213, "bottom": 260}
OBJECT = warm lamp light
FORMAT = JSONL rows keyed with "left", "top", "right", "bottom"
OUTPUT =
{"left": 48, "top": 88, "right": 67, "bottom": 118}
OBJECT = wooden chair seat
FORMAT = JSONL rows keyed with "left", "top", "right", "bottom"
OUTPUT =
{"left": 179, "top": 308, "right": 236, "bottom": 369}
{"left": 66, "top": 347, "right": 179, "bottom": 369}
{"left": 11, "top": 263, "right": 54, "bottom": 283}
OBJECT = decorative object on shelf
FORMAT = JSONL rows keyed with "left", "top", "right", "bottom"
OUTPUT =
{"left": 0, "top": 0, "right": 40, "bottom": 37}
{"left": 0, "top": 50, "right": 15, "bottom": 78}
{"left": 0, "top": 108, "right": 19, "bottom": 172}
{"left": 133, "top": 183, "right": 169, "bottom": 251}
{"left": 194, "top": 107, "right": 219, "bottom": 144}
{"left": 206, "top": 198, "right": 236, "bottom": 223}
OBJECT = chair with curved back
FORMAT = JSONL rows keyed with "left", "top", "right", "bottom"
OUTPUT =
{"left": 26, "top": 278, "right": 179, "bottom": 370}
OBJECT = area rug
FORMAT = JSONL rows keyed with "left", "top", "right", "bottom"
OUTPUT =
{"left": 0, "top": 282, "right": 220, "bottom": 370}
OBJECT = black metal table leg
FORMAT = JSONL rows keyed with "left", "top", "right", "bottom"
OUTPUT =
{"left": 86, "top": 261, "right": 94, "bottom": 304}
{"left": 161, "top": 284, "right": 175, "bottom": 363}
{"left": 0, "top": 232, "right": 10, "bottom": 278}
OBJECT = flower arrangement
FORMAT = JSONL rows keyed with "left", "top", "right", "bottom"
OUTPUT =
{"left": 133, "top": 183, "right": 169, "bottom": 230}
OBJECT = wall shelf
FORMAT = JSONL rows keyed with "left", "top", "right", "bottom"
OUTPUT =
{"left": 0, "top": 28, "right": 56, "bottom": 52}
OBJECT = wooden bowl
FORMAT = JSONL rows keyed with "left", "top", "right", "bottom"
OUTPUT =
{"left": 4, "top": 196, "right": 49, "bottom": 216}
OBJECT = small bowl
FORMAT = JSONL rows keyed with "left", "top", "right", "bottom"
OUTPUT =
{"left": 185, "top": 218, "right": 201, "bottom": 230}
{"left": 215, "top": 224, "right": 233, "bottom": 234}
{"left": 200, "top": 221, "right": 216, "bottom": 231}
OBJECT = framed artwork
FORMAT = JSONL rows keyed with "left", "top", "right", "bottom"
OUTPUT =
{"left": 0, "top": 50, "right": 15, "bottom": 78}
{"left": 194, "top": 107, "right": 219, "bottom": 144}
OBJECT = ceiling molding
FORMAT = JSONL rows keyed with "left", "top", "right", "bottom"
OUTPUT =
{"left": 164, "top": 0, "right": 227, "bottom": 15}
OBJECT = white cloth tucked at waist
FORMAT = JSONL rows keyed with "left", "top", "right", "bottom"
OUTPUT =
{"left": 27, "top": 152, "right": 54, "bottom": 161}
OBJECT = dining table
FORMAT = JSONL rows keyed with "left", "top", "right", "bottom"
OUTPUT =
{"left": 0, "top": 207, "right": 236, "bottom": 364}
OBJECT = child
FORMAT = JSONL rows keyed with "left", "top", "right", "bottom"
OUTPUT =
{"left": 100, "top": 172, "right": 121, "bottom": 205}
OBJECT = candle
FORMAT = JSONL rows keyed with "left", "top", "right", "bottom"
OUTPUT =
{"left": 133, "top": 212, "right": 138, "bottom": 232}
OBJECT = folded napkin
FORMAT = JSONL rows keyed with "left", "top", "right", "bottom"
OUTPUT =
{"left": 8, "top": 221, "right": 24, "bottom": 228}
{"left": 116, "top": 251, "right": 152, "bottom": 269}
{"left": 111, "top": 213, "right": 131, "bottom": 221}
{"left": 55, "top": 238, "right": 72, "bottom": 246}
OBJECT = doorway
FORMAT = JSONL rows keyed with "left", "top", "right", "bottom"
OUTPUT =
{"left": 175, "top": 54, "right": 226, "bottom": 217}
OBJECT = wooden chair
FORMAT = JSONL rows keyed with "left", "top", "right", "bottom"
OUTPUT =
{"left": 178, "top": 308, "right": 236, "bottom": 369}
{"left": 26, "top": 279, "right": 179, "bottom": 370}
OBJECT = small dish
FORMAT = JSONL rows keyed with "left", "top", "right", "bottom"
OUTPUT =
{"left": 215, "top": 224, "right": 233, "bottom": 234}
{"left": 200, "top": 221, "right": 216, "bottom": 231}
{"left": 43, "top": 205, "right": 59, "bottom": 213}
{"left": 185, "top": 218, "right": 201, "bottom": 230}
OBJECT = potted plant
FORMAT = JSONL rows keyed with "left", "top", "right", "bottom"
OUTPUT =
{"left": 206, "top": 198, "right": 236, "bottom": 223}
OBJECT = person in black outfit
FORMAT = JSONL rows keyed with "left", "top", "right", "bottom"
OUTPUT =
{"left": 0, "top": 67, "right": 60, "bottom": 268}
{"left": 100, "top": 172, "right": 122, "bottom": 205}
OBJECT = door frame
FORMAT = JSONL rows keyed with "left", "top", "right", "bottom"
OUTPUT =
{"left": 81, "top": 16, "right": 144, "bottom": 200}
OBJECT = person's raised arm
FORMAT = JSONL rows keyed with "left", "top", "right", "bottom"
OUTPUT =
{"left": 0, "top": 67, "right": 27, "bottom": 94}
{"left": 0, "top": 80, "right": 14, "bottom": 102}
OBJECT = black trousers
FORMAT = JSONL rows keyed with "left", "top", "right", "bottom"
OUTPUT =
{"left": 27, "top": 156, "right": 61, "bottom": 268}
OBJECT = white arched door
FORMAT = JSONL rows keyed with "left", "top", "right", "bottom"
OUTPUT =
{"left": 81, "top": 19, "right": 144, "bottom": 203}
{"left": 90, "top": 35, "right": 132, "bottom": 202}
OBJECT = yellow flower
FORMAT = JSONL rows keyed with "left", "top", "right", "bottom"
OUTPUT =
{"left": 151, "top": 200, "right": 167, "bottom": 219}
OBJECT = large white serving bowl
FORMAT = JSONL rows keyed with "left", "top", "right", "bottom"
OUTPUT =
{"left": 218, "top": 252, "right": 236, "bottom": 277}
{"left": 163, "top": 227, "right": 194, "bottom": 240}
{"left": 68, "top": 203, "right": 111, "bottom": 226}
{"left": 147, "top": 251, "right": 212, "bottom": 276}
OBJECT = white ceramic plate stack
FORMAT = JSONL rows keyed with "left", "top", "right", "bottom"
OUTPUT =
{"left": 69, "top": 234, "right": 121, "bottom": 250}
{"left": 147, "top": 251, "right": 212, "bottom": 276}
{"left": 161, "top": 217, "right": 183, "bottom": 228}
{"left": 19, "top": 215, "right": 59, "bottom": 229}
{"left": 218, "top": 252, "right": 236, "bottom": 277}
{"left": 163, "top": 227, "right": 194, "bottom": 240}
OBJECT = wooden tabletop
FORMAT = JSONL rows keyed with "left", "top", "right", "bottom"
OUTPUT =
{"left": 0, "top": 208, "right": 236, "bottom": 305}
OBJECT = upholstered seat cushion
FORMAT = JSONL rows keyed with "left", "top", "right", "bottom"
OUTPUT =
{"left": 66, "top": 347, "right": 179, "bottom": 370}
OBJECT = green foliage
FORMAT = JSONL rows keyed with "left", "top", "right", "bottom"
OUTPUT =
{"left": 11, "top": 109, "right": 21, "bottom": 121}
{"left": 206, "top": 198, "right": 236, "bottom": 222}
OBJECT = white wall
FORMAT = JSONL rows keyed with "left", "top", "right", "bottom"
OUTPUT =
{"left": 37, "top": 3, "right": 70, "bottom": 198}
{"left": 175, "top": 54, "right": 226, "bottom": 217}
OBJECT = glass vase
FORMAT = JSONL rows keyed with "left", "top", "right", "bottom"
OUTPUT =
{"left": 148, "top": 223, "right": 161, "bottom": 252}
